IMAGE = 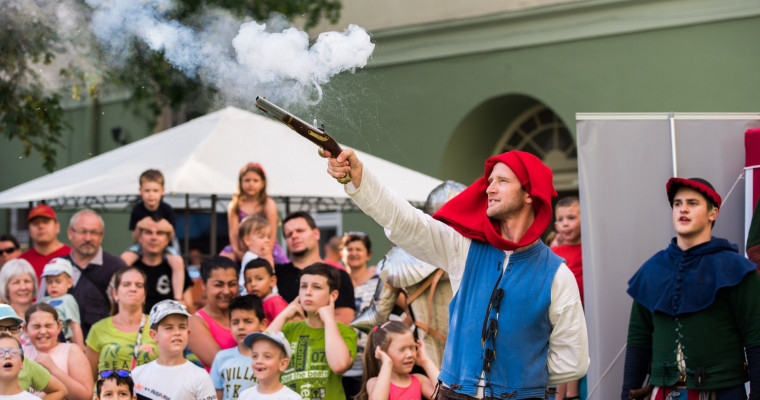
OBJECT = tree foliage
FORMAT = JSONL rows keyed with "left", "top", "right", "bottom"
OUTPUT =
{"left": 96, "top": 0, "right": 343, "bottom": 133}
{"left": 1, "top": 0, "right": 342, "bottom": 171}
{"left": 0, "top": 2, "right": 67, "bottom": 172}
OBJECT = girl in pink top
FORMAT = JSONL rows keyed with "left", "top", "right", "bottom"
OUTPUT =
{"left": 358, "top": 321, "right": 439, "bottom": 400}
{"left": 188, "top": 257, "right": 238, "bottom": 370}
{"left": 220, "top": 163, "right": 288, "bottom": 264}
{"left": 23, "top": 303, "right": 94, "bottom": 400}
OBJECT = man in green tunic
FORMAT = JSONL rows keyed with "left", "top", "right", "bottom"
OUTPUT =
{"left": 621, "top": 177, "right": 760, "bottom": 400}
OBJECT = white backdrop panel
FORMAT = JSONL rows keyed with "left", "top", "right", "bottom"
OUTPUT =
{"left": 576, "top": 113, "right": 760, "bottom": 400}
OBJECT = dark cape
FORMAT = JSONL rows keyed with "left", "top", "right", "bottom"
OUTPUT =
{"left": 627, "top": 237, "right": 756, "bottom": 317}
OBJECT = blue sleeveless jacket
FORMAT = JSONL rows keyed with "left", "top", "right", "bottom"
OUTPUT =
{"left": 438, "top": 240, "right": 562, "bottom": 399}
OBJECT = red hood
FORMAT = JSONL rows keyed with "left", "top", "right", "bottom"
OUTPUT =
{"left": 433, "top": 151, "right": 557, "bottom": 251}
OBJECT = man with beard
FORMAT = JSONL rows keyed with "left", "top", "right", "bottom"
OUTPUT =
{"left": 42, "top": 209, "right": 126, "bottom": 338}
{"left": 275, "top": 211, "right": 356, "bottom": 325}
{"left": 130, "top": 218, "right": 192, "bottom": 312}
{"left": 325, "top": 149, "right": 588, "bottom": 400}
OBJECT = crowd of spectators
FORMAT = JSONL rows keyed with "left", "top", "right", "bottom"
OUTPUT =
{"left": 0, "top": 166, "right": 425, "bottom": 400}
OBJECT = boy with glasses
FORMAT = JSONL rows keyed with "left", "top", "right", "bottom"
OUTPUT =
{"left": 0, "top": 332, "right": 38, "bottom": 399}
{"left": 0, "top": 305, "right": 66, "bottom": 399}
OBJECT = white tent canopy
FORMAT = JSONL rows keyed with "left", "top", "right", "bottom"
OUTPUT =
{"left": 0, "top": 106, "right": 442, "bottom": 211}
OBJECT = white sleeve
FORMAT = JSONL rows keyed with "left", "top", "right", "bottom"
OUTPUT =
{"left": 346, "top": 168, "right": 470, "bottom": 287}
{"left": 195, "top": 369, "right": 218, "bottom": 400}
{"left": 239, "top": 251, "right": 259, "bottom": 293}
{"left": 547, "top": 263, "right": 590, "bottom": 385}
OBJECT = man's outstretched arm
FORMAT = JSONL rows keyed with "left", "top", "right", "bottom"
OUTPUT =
{"left": 324, "top": 148, "right": 469, "bottom": 283}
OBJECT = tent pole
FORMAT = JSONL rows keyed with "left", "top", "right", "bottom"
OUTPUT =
{"left": 210, "top": 195, "right": 217, "bottom": 255}
{"left": 669, "top": 112, "right": 678, "bottom": 177}
{"left": 184, "top": 194, "right": 190, "bottom": 259}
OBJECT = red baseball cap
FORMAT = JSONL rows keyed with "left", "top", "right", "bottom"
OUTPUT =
{"left": 27, "top": 204, "right": 57, "bottom": 222}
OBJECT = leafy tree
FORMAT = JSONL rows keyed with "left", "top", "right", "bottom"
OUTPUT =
{"left": 1, "top": 0, "right": 342, "bottom": 171}
{"left": 90, "top": 0, "right": 343, "bottom": 136}
{"left": 0, "top": 2, "right": 67, "bottom": 172}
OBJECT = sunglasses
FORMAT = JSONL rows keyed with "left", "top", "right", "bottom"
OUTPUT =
{"left": 0, "top": 326, "right": 20, "bottom": 334}
{"left": 0, "top": 248, "right": 17, "bottom": 255}
{"left": 99, "top": 370, "right": 130, "bottom": 379}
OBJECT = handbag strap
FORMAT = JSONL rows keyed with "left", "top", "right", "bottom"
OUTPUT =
{"left": 131, "top": 314, "right": 147, "bottom": 369}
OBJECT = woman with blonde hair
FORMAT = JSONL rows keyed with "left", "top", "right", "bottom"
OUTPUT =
{"left": 0, "top": 259, "right": 38, "bottom": 347}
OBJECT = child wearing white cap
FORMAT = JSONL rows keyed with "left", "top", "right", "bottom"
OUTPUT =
{"left": 37, "top": 258, "right": 84, "bottom": 350}
{"left": 131, "top": 300, "right": 216, "bottom": 400}
{"left": 238, "top": 331, "right": 302, "bottom": 400}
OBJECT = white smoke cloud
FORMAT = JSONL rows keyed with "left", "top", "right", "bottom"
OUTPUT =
{"left": 84, "top": 0, "right": 375, "bottom": 106}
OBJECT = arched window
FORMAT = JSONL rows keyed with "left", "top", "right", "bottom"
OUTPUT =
{"left": 493, "top": 104, "right": 578, "bottom": 191}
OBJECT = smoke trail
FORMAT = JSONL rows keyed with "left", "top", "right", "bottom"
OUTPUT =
{"left": 85, "top": 0, "right": 375, "bottom": 106}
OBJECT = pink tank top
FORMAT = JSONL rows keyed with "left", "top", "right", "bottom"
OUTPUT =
{"left": 195, "top": 309, "right": 236, "bottom": 368}
{"left": 24, "top": 343, "right": 73, "bottom": 375}
{"left": 389, "top": 374, "right": 422, "bottom": 400}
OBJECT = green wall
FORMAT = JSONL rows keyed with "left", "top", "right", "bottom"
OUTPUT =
{"left": 3, "top": 6, "right": 759, "bottom": 262}
{"left": 317, "top": 15, "right": 760, "bottom": 187}
{"left": 0, "top": 92, "right": 153, "bottom": 252}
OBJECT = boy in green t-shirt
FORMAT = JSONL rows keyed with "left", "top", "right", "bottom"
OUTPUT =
{"left": 269, "top": 263, "right": 356, "bottom": 400}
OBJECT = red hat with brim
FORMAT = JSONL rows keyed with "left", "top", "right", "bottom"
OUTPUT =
{"left": 27, "top": 204, "right": 57, "bottom": 222}
{"left": 666, "top": 177, "right": 722, "bottom": 209}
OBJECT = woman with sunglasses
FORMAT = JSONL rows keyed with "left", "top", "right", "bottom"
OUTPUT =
{"left": 85, "top": 266, "right": 158, "bottom": 379}
{"left": 0, "top": 235, "right": 21, "bottom": 268}
{"left": 23, "top": 303, "right": 93, "bottom": 400}
{"left": 0, "top": 259, "right": 38, "bottom": 348}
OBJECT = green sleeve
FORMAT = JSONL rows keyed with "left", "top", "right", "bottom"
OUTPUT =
{"left": 85, "top": 321, "right": 102, "bottom": 352}
{"left": 281, "top": 321, "right": 296, "bottom": 338}
{"left": 337, "top": 323, "right": 358, "bottom": 359}
{"left": 729, "top": 272, "right": 760, "bottom": 348}
{"left": 26, "top": 358, "right": 51, "bottom": 392}
{"left": 626, "top": 301, "right": 653, "bottom": 349}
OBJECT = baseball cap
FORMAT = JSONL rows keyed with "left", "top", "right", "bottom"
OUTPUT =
{"left": 41, "top": 258, "right": 74, "bottom": 278}
{"left": 0, "top": 304, "right": 23, "bottom": 325}
{"left": 244, "top": 331, "right": 292, "bottom": 359}
{"left": 27, "top": 204, "right": 57, "bottom": 222}
{"left": 148, "top": 300, "right": 191, "bottom": 328}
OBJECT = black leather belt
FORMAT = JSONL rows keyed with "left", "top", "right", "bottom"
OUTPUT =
{"left": 435, "top": 385, "right": 544, "bottom": 400}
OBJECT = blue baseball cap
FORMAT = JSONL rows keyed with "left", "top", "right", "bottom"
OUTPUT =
{"left": 0, "top": 305, "right": 23, "bottom": 325}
